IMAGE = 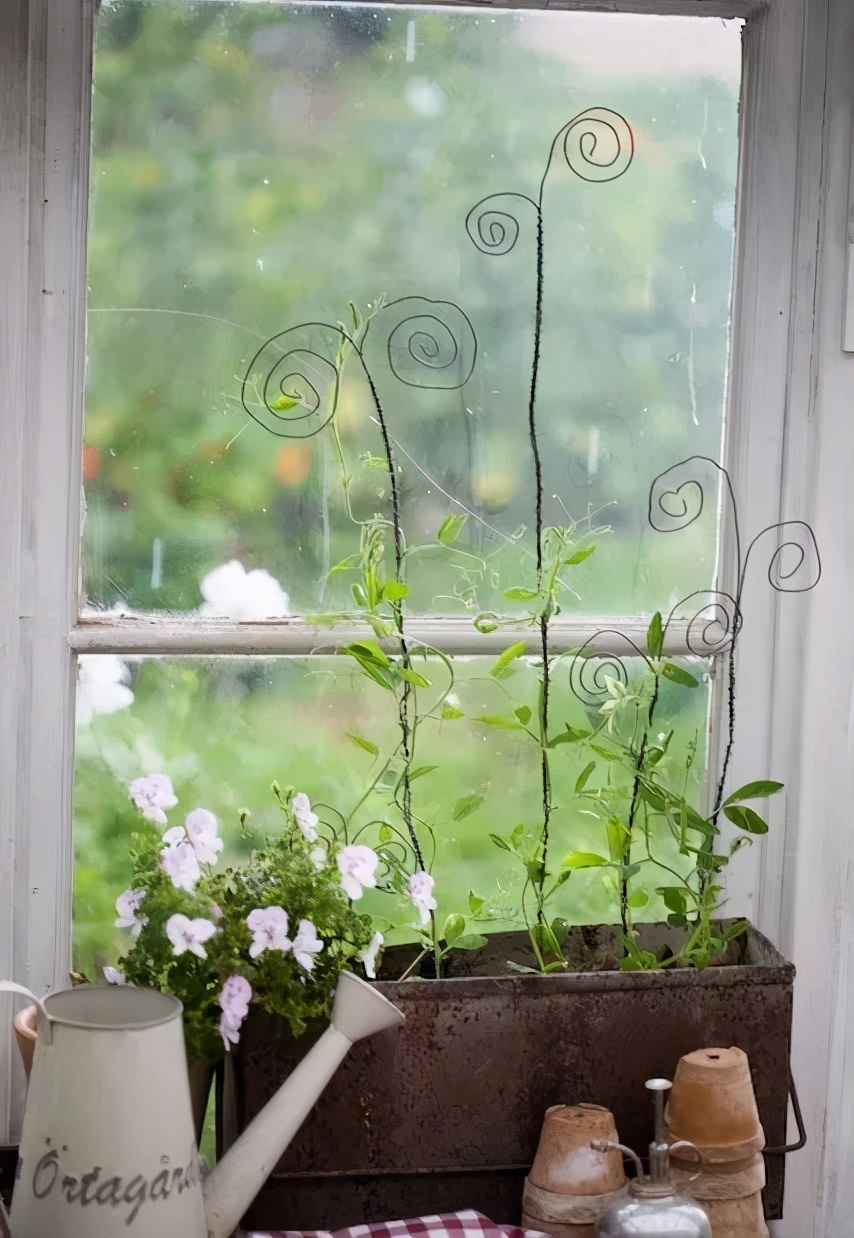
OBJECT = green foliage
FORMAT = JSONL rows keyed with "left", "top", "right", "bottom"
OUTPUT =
{"left": 118, "top": 788, "right": 372, "bottom": 1064}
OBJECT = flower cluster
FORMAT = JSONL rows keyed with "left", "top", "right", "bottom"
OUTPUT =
{"left": 111, "top": 778, "right": 384, "bottom": 1063}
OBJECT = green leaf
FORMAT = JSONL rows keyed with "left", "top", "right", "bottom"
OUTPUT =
{"left": 474, "top": 714, "right": 522, "bottom": 730}
{"left": 328, "top": 553, "right": 361, "bottom": 576}
{"left": 437, "top": 513, "right": 468, "bottom": 545}
{"left": 606, "top": 816, "right": 629, "bottom": 862}
{"left": 514, "top": 705, "right": 532, "bottom": 726}
{"left": 627, "top": 888, "right": 649, "bottom": 910}
{"left": 660, "top": 887, "right": 688, "bottom": 915}
{"left": 563, "top": 545, "right": 596, "bottom": 566}
{"left": 453, "top": 793, "right": 485, "bottom": 821}
{"left": 723, "top": 780, "right": 784, "bottom": 806}
{"left": 489, "top": 833, "right": 511, "bottom": 852}
{"left": 270, "top": 393, "right": 300, "bottom": 411}
{"left": 661, "top": 663, "right": 699, "bottom": 688}
{"left": 548, "top": 726, "right": 591, "bottom": 749}
{"left": 452, "top": 934, "right": 488, "bottom": 951}
{"left": 575, "top": 760, "right": 596, "bottom": 793}
{"left": 473, "top": 612, "right": 499, "bottom": 634}
{"left": 397, "top": 668, "right": 432, "bottom": 688}
{"left": 441, "top": 705, "right": 465, "bottom": 720}
{"left": 345, "top": 732, "right": 379, "bottom": 757}
{"left": 562, "top": 851, "right": 608, "bottom": 869}
{"left": 468, "top": 891, "right": 485, "bottom": 916}
{"left": 550, "top": 917, "right": 569, "bottom": 947}
{"left": 409, "top": 765, "right": 438, "bottom": 781}
{"left": 590, "top": 744, "right": 622, "bottom": 761}
{"left": 383, "top": 580, "right": 409, "bottom": 602}
{"left": 490, "top": 640, "right": 527, "bottom": 678}
{"left": 346, "top": 640, "right": 391, "bottom": 669}
{"left": 443, "top": 914, "right": 466, "bottom": 944}
{"left": 723, "top": 804, "right": 770, "bottom": 835}
{"left": 647, "top": 612, "right": 664, "bottom": 658}
{"left": 503, "top": 586, "right": 540, "bottom": 601}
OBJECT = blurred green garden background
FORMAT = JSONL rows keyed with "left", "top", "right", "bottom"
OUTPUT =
{"left": 73, "top": 1, "right": 740, "bottom": 974}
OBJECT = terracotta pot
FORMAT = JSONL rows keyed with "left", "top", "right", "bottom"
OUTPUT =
{"left": 666, "top": 1046, "right": 765, "bottom": 1162}
{"left": 686, "top": 1156, "right": 769, "bottom": 1238}
{"left": 522, "top": 1104, "right": 627, "bottom": 1238}
{"left": 529, "top": 1105, "right": 624, "bottom": 1195}
{"left": 13, "top": 1004, "right": 38, "bottom": 1080}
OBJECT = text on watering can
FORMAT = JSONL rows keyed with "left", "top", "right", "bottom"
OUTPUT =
{"left": 20, "top": 1141, "right": 202, "bottom": 1225}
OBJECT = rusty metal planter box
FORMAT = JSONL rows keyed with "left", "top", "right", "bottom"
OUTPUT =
{"left": 226, "top": 924, "right": 794, "bottom": 1232}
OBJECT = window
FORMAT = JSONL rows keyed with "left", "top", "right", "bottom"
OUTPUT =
{"left": 74, "top": 1, "right": 741, "bottom": 973}
{"left": 4, "top": 3, "right": 848, "bottom": 1234}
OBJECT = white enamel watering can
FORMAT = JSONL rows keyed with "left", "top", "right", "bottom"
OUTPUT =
{"left": 1, "top": 973, "right": 404, "bottom": 1238}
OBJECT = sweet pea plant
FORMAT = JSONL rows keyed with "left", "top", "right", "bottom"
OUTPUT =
{"left": 110, "top": 774, "right": 397, "bottom": 1065}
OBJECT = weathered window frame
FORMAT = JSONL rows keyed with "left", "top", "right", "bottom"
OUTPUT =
{"left": 2, "top": 2, "right": 847, "bottom": 1233}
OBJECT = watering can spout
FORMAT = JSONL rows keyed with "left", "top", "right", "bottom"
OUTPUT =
{"left": 203, "top": 970, "right": 404, "bottom": 1238}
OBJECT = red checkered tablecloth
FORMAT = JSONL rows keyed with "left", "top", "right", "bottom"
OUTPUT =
{"left": 248, "top": 1208, "right": 549, "bottom": 1238}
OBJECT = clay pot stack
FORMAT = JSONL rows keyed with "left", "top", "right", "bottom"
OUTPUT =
{"left": 667, "top": 1047, "right": 769, "bottom": 1238}
{"left": 522, "top": 1104, "right": 628, "bottom": 1238}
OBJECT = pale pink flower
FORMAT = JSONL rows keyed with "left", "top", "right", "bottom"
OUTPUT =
{"left": 218, "top": 974, "right": 252, "bottom": 1049}
{"left": 309, "top": 846, "right": 327, "bottom": 872}
{"left": 114, "top": 888, "right": 147, "bottom": 937}
{"left": 219, "top": 1015, "right": 242, "bottom": 1050}
{"left": 199, "top": 560, "right": 289, "bottom": 620}
{"left": 219, "top": 974, "right": 252, "bottom": 1019}
{"left": 408, "top": 871, "right": 437, "bottom": 925}
{"left": 163, "top": 808, "right": 223, "bottom": 867}
{"left": 130, "top": 774, "right": 178, "bottom": 825}
{"left": 292, "top": 920, "right": 324, "bottom": 973}
{"left": 246, "top": 906, "right": 291, "bottom": 959}
{"left": 160, "top": 838, "right": 202, "bottom": 893}
{"left": 337, "top": 845, "right": 379, "bottom": 900}
{"left": 103, "top": 966, "right": 127, "bottom": 986}
{"left": 359, "top": 931, "right": 384, "bottom": 980}
{"left": 292, "top": 792, "right": 319, "bottom": 844}
{"left": 166, "top": 913, "right": 218, "bottom": 959}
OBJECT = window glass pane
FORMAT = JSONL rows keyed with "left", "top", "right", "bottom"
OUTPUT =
{"left": 83, "top": 3, "right": 741, "bottom": 619}
{"left": 73, "top": 653, "right": 708, "bottom": 973}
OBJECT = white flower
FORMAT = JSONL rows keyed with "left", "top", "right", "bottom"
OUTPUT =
{"left": 359, "top": 931, "right": 384, "bottom": 980}
{"left": 408, "top": 870, "right": 437, "bottom": 925}
{"left": 166, "top": 913, "right": 218, "bottom": 959}
{"left": 103, "top": 966, "right": 127, "bottom": 985}
{"left": 309, "top": 846, "right": 327, "bottom": 872}
{"left": 115, "top": 888, "right": 147, "bottom": 937}
{"left": 337, "top": 845, "right": 379, "bottom": 900}
{"left": 163, "top": 809, "right": 223, "bottom": 867}
{"left": 292, "top": 919, "right": 324, "bottom": 973}
{"left": 598, "top": 676, "right": 637, "bottom": 735}
{"left": 160, "top": 838, "right": 201, "bottom": 893}
{"left": 76, "top": 655, "right": 134, "bottom": 727}
{"left": 130, "top": 774, "right": 178, "bottom": 825}
{"left": 199, "top": 560, "right": 289, "bottom": 620}
{"left": 292, "top": 792, "right": 319, "bottom": 843}
{"left": 246, "top": 906, "right": 291, "bottom": 958}
{"left": 218, "top": 975, "right": 252, "bottom": 1051}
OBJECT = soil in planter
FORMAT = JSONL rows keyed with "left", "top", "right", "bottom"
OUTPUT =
{"left": 378, "top": 922, "right": 748, "bottom": 980}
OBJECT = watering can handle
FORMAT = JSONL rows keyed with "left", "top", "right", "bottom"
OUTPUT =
{"left": 0, "top": 980, "right": 53, "bottom": 1044}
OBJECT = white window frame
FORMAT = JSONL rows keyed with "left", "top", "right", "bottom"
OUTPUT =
{"left": 2, "top": 1, "right": 851, "bottom": 1233}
